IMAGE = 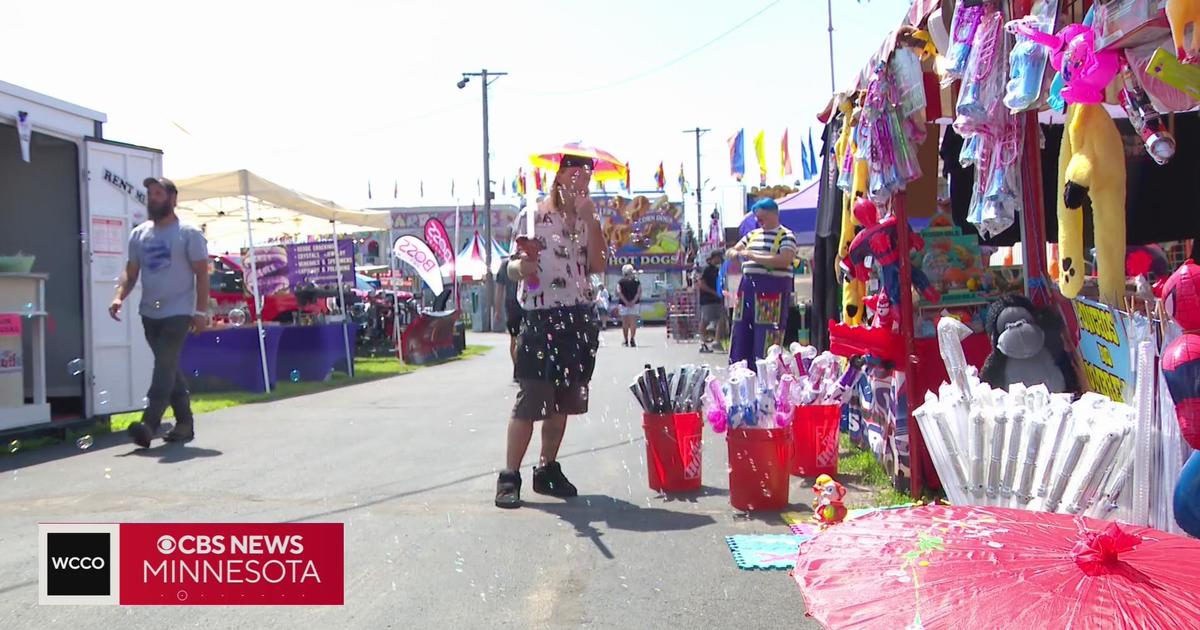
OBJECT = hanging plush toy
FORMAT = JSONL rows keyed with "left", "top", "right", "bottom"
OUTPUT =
{"left": 1056, "top": 103, "right": 1127, "bottom": 306}
{"left": 841, "top": 195, "right": 941, "bottom": 307}
{"left": 980, "top": 294, "right": 1076, "bottom": 393}
{"left": 1167, "top": 0, "right": 1200, "bottom": 63}
{"left": 835, "top": 99, "right": 869, "bottom": 325}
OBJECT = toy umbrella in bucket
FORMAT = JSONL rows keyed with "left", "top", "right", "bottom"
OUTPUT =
{"left": 793, "top": 504, "right": 1200, "bottom": 630}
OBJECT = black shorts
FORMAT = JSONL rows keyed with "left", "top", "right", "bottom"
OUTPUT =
{"left": 512, "top": 379, "right": 589, "bottom": 420}
{"left": 506, "top": 305, "right": 524, "bottom": 337}
{"left": 511, "top": 304, "right": 599, "bottom": 419}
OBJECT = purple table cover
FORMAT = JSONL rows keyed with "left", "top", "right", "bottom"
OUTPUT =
{"left": 181, "top": 326, "right": 284, "bottom": 393}
{"left": 276, "top": 323, "right": 354, "bottom": 383}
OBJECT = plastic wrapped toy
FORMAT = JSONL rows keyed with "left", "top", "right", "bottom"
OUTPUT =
{"left": 1118, "top": 57, "right": 1177, "bottom": 165}
{"left": 1015, "top": 22, "right": 1118, "bottom": 105}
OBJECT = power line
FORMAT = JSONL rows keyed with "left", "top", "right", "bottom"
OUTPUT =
{"left": 518, "top": 0, "right": 782, "bottom": 97}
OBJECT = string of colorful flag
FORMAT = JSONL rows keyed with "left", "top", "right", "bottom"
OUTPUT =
{"left": 367, "top": 128, "right": 820, "bottom": 200}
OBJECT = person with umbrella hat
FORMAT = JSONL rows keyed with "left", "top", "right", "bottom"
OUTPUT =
{"left": 725, "top": 197, "right": 797, "bottom": 367}
{"left": 496, "top": 152, "right": 612, "bottom": 509}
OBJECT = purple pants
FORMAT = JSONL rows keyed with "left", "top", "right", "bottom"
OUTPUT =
{"left": 729, "top": 273, "right": 792, "bottom": 369}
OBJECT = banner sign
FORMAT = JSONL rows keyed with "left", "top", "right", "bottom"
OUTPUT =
{"left": 241, "top": 240, "right": 355, "bottom": 296}
{"left": 38, "top": 522, "right": 343, "bottom": 606}
{"left": 423, "top": 218, "right": 455, "bottom": 271}
{"left": 594, "top": 194, "right": 685, "bottom": 270}
{"left": 0, "top": 314, "right": 21, "bottom": 337}
{"left": 400, "top": 309, "right": 461, "bottom": 365}
{"left": 393, "top": 235, "right": 444, "bottom": 295}
{"left": 1073, "top": 297, "right": 1133, "bottom": 403}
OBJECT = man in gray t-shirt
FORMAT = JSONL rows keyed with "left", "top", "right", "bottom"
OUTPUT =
{"left": 109, "top": 176, "right": 210, "bottom": 448}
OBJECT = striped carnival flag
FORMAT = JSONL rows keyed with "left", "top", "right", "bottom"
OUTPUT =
{"left": 654, "top": 162, "right": 665, "bottom": 190}
{"left": 781, "top": 128, "right": 793, "bottom": 178}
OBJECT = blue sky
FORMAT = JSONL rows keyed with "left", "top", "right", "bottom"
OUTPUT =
{"left": 4, "top": 0, "right": 909, "bottom": 228}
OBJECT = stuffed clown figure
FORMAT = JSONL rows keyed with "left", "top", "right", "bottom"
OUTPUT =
{"left": 812, "top": 474, "right": 848, "bottom": 527}
{"left": 1056, "top": 103, "right": 1127, "bottom": 306}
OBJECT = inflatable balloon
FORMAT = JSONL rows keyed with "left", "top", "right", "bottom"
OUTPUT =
{"left": 1175, "top": 452, "right": 1200, "bottom": 538}
{"left": 1162, "top": 261, "right": 1200, "bottom": 449}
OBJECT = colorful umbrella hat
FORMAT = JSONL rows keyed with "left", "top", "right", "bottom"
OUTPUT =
{"left": 530, "top": 142, "right": 627, "bottom": 182}
{"left": 793, "top": 504, "right": 1200, "bottom": 630}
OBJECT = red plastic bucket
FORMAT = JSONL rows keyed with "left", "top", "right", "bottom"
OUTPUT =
{"left": 642, "top": 412, "right": 703, "bottom": 492}
{"left": 726, "top": 428, "right": 791, "bottom": 511}
{"left": 791, "top": 405, "right": 840, "bottom": 478}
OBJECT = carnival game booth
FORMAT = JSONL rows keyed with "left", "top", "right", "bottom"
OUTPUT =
{"left": 0, "top": 80, "right": 165, "bottom": 431}
{"left": 174, "top": 170, "right": 389, "bottom": 392}
{"left": 812, "top": 0, "right": 1200, "bottom": 508}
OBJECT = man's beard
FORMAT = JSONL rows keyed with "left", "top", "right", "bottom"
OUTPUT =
{"left": 147, "top": 202, "right": 171, "bottom": 220}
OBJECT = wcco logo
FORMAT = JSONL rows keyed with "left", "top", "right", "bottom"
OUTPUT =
{"left": 39, "top": 524, "right": 120, "bottom": 605}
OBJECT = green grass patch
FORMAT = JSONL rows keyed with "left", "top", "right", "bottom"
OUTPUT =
{"left": 838, "top": 434, "right": 918, "bottom": 509}
{"left": 4, "top": 345, "right": 493, "bottom": 453}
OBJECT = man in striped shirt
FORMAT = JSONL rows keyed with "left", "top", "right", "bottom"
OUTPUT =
{"left": 725, "top": 197, "right": 797, "bottom": 367}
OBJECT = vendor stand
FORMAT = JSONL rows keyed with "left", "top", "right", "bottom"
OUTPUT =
{"left": 815, "top": 0, "right": 1200, "bottom": 504}
{"left": 174, "top": 170, "right": 389, "bottom": 392}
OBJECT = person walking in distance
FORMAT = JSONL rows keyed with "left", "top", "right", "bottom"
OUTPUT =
{"left": 726, "top": 197, "right": 797, "bottom": 367}
{"left": 496, "top": 154, "right": 606, "bottom": 509}
{"left": 109, "top": 177, "right": 209, "bottom": 447}
{"left": 698, "top": 251, "right": 726, "bottom": 353}
{"left": 618, "top": 265, "right": 642, "bottom": 347}
{"left": 496, "top": 256, "right": 524, "bottom": 366}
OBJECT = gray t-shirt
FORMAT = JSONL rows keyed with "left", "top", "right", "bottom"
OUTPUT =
{"left": 128, "top": 219, "right": 208, "bottom": 319}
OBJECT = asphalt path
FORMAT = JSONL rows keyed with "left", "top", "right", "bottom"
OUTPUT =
{"left": 1, "top": 327, "right": 824, "bottom": 629}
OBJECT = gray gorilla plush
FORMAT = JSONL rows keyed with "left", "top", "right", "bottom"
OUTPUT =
{"left": 980, "top": 294, "right": 1077, "bottom": 394}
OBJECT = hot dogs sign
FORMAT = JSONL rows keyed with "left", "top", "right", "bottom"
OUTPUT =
{"left": 593, "top": 194, "right": 684, "bottom": 270}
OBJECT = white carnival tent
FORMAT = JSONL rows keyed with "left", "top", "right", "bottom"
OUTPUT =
{"left": 174, "top": 170, "right": 389, "bottom": 392}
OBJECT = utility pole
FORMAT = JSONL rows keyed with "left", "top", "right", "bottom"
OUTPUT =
{"left": 682, "top": 128, "right": 709, "bottom": 240}
{"left": 459, "top": 68, "right": 506, "bottom": 332}
{"left": 826, "top": 0, "right": 836, "bottom": 92}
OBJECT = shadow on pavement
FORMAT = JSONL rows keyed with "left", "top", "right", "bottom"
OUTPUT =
{"left": 524, "top": 494, "right": 717, "bottom": 559}
{"left": 285, "top": 436, "right": 646, "bottom": 523}
{"left": 656, "top": 485, "right": 729, "bottom": 504}
{"left": 0, "top": 429, "right": 133, "bottom": 472}
{"left": 119, "top": 443, "right": 224, "bottom": 463}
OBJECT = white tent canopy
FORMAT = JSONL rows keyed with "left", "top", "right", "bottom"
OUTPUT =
{"left": 175, "top": 170, "right": 389, "bottom": 252}
{"left": 173, "top": 169, "right": 380, "bottom": 392}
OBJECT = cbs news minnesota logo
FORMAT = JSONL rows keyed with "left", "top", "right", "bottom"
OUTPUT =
{"left": 38, "top": 524, "right": 120, "bottom": 605}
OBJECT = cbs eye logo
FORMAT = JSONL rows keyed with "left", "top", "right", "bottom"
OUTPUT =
{"left": 157, "top": 535, "right": 176, "bottom": 554}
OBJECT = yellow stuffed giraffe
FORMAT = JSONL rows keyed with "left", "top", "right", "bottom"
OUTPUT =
{"left": 1056, "top": 103, "right": 1127, "bottom": 306}
{"left": 834, "top": 99, "right": 868, "bottom": 325}
{"left": 1167, "top": 0, "right": 1200, "bottom": 62}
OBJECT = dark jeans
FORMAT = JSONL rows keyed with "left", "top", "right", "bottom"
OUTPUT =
{"left": 141, "top": 315, "right": 194, "bottom": 432}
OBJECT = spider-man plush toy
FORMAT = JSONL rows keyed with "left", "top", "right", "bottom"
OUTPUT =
{"left": 1161, "top": 260, "right": 1200, "bottom": 536}
{"left": 840, "top": 195, "right": 941, "bottom": 306}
